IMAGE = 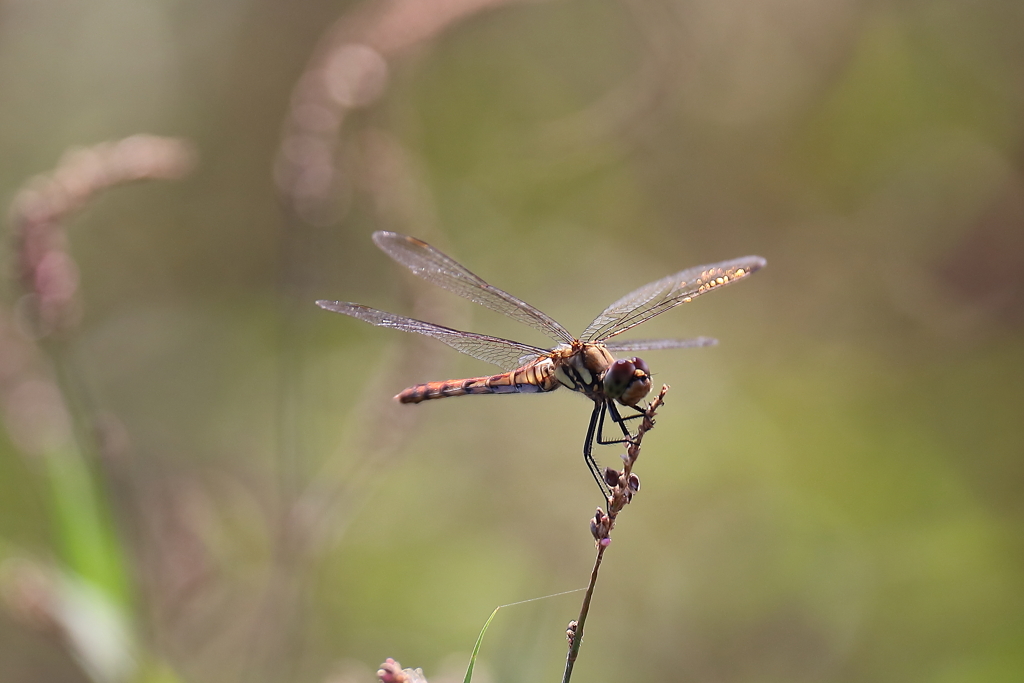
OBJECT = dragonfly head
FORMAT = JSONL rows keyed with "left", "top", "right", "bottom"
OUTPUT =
{"left": 603, "top": 356, "right": 652, "bottom": 407}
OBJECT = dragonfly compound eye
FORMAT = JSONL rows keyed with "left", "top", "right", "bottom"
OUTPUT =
{"left": 603, "top": 359, "right": 636, "bottom": 399}
{"left": 617, "top": 356, "right": 653, "bottom": 407}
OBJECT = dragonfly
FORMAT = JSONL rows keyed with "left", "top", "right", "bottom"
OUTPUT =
{"left": 317, "top": 232, "right": 765, "bottom": 498}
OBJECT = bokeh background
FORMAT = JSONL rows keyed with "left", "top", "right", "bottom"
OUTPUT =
{"left": 1, "top": 0, "right": 1023, "bottom": 682}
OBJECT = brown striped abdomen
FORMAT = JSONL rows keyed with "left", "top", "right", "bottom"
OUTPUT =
{"left": 395, "top": 360, "right": 558, "bottom": 404}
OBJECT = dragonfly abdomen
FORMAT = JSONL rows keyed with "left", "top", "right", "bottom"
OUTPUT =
{"left": 395, "top": 360, "right": 558, "bottom": 404}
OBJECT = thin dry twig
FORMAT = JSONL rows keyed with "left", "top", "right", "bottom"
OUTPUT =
{"left": 8, "top": 135, "right": 196, "bottom": 337}
{"left": 562, "top": 384, "right": 670, "bottom": 683}
{"left": 3, "top": 135, "right": 196, "bottom": 454}
{"left": 275, "top": 0, "right": 538, "bottom": 226}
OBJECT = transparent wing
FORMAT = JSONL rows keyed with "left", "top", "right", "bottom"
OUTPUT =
{"left": 373, "top": 231, "right": 574, "bottom": 345}
{"left": 316, "top": 301, "right": 547, "bottom": 372}
{"left": 601, "top": 337, "right": 718, "bottom": 352}
{"left": 581, "top": 256, "right": 766, "bottom": 342}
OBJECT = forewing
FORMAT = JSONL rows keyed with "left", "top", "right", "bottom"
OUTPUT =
{"left": 581, "top": 256, "right": 766, "bottom": 342}
{"left": 373, "top": 231, "right": 574, "bottom": 345}
{"left": 601, "top": 337, "right": 718, "bottom": 352}
{"left": 316, "top": 301, "right": 546, "bottom": 371}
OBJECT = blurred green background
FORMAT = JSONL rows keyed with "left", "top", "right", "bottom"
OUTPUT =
{"left": 1, "top": 0, "right": 1023, "bottom": 682}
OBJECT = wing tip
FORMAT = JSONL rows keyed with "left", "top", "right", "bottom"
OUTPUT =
{"left": 316, "top": 300, "right": 361, "bottom": 314}
{"left": 373, "top": 230, "right": 422, "bottom": 250}
{"left": 742, "top": 255, "right": 767, "bottom": 272}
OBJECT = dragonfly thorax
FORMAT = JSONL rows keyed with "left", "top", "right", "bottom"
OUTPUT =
{"left": 553, "top": 343, "right": 652, "bottom": 407}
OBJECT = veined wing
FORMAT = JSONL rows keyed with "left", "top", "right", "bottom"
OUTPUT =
{"left": 581, "top": 256, "right": 766, "bottom": 342}
{"left": 316, "top": 301, "right": 547, "bottom": 372}
{"left": 602, "top": 337, "right": 718, "bottom": 352}
{"left": 373, "top": 232, "right": 574, "bottom": 345}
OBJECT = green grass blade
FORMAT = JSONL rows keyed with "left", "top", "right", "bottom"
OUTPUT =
{"left": 464, "top": 606, "right": 500, "bottom": 683}
{"left": 463, "top": 589, "right": 585, "bottom": 683}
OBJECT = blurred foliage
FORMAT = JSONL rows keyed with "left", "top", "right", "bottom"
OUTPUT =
{"left": 1, "top": 0, "right": 1023, "bottom": 682}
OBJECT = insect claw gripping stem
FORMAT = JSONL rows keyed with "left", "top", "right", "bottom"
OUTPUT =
{"left": 580, "top": 397, "right": 660, "bottom": 501}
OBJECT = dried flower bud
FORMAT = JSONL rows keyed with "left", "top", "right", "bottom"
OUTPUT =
{"left": 590, "top": 507, "right": 612, "bottom": 541}
{"left": 628, "top": 473, "right": 640, "bottom": 492}
{"left": 377, "top": 658, "right": 427, "bottom": 683}
{"left": 377, "top": 658, "right": 403, "bottom": 683}
{"left": 603, "top": 466, "right": 620, "bottom": 487}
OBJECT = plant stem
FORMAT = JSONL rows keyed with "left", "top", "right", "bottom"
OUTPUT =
{"left": 561, "top": 543, "right": 607, "bottom": 682}
{"left": 561, "top": 385, "right": 669, "bottom": 683}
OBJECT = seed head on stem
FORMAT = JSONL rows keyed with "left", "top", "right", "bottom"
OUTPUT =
{"left": 565, "top": 385, "right": 670, "bottom": 682}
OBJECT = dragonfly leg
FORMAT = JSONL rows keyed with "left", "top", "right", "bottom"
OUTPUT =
{"left": 584, "top": 402, "right": 612, "bottom": 499}
{"left": 596, "top": 400, "right": 639, "bottom": 446}
{"left": 615, "top": 402, "right": 648, "bottom": 425}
